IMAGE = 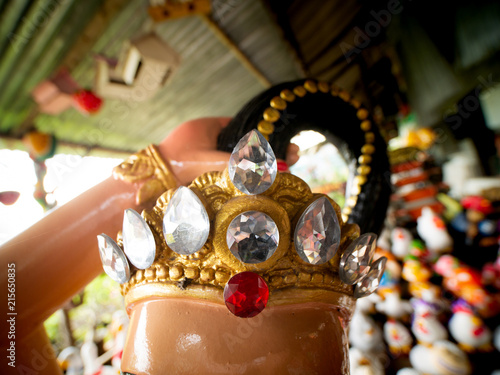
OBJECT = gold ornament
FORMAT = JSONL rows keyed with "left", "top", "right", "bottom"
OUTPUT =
{"left": 293, "top": 86, "right": 307, "bottom": 97}
{"left": 318, "top": 81, "right": 330, "bottom": 93}
{"left": 121, "top": 170, "right": 361, "bottom": 308}
{"left": 304, "top": 80, "right": 318, "bottom": 93}
{"left": 270, "top": 96, "right": 287, "bottom": 110}
{"left": 257, "top": 120, "right": 275, "bottom": 136}
{"left": 113, "top": 145, "right": 178, "bottom": 205}
{"left": 263, "top": 107, "right": 281, "bottom": 122}
{"left": 280, "top": 89, "right": 296, "bottom": 102}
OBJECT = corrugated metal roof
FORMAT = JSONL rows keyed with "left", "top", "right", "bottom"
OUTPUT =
{"left": 0, "top": 0, "right": 302, "bottom": 154}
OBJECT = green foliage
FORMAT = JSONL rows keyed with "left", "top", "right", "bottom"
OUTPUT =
{"left": 44, "top": 273, "right": 124, "bottom": 350}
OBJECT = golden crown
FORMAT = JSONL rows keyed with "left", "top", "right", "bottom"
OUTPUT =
{"left": 98, "top": 128, "right": 386, "bottom": 318}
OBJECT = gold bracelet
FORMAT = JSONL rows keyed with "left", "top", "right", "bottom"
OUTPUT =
{"left": 113, "top": 144, "right": 178, "bottom": 205}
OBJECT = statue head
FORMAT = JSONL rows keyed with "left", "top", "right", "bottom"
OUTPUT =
{"left": 98, "top": 79, "right": 390, "bottom": 374}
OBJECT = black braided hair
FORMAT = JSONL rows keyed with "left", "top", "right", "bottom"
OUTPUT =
{"left": 216, "top": 79, "right": 390, "bottom": 235}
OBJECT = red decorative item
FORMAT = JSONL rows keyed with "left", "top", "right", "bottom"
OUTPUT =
{"left": 434, "top": 255, "right": 500, "bottom": 318}
{"left": 72, "top": 90, "right": 103, "bottom": 114}
{"left": 461, "top": 196, "right": 494, "bottom": 215}
{"left": 277, "top": 160, "right": 289, "bottom": 172}
{"left": 224, "top": 272, "right": 269, "bottom": 318}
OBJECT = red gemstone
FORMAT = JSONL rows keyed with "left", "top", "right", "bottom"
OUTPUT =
{"left": 224, "top": 272, "right": 269, "bottom": 318}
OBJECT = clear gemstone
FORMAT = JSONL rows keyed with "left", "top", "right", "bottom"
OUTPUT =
{"left": 224, "top": 272, "right": 269, "bottom": 318}
{"left": 163, "top": 186, "right": 210, "bottom": 255}
{"left": 97, "top": 234, "right": 130, "bottom": 283}
{"left": 294, "top": 197, "right": 340, "bottom": 265}
{"left": 339, "top": 232, "right": 377, "bottom": 284}
{"left": 227, "top": 211, "right": 279, "bottom": 263}
{"left": 228, "top": 130, "right": 277, "bottom": 195}
{"left": 354, "top": 257, "right": 387, "bottom": 298}
{"left": 122, "top": 209, "right": 156, "bottom": 269}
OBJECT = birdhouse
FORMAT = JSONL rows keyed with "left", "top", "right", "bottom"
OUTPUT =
{"left": 94, "top": 33, "right": 180, "bottom": 101}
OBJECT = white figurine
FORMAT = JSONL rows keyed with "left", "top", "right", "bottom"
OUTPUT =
{"left": 349, "top": 309, "right": 384, "bottom": 353}
{"left": 396, "top": 368, "right": 420, "bottom": 375}
{"left": 377, "top": 227, "right": 392, "bottom": 251}
{"left": 409, "top": 340, "right": 471, "bottom": 375}
{"left": 349, "top": 347, "right": 385, "bottom": 375}
{"left": 391, "top": 227, "right": 413, "bottom": 259}
{"left": 448, "top": 300, "right": 492, "bottom": 352}
{"left": 494, "top": 325, "right": 500, "bottom": 352}
{"left": 81, "top": 331, "right": 101, "bottom": 375}
{"left": 384, "top": 319, "right": 413, "bottom": 355}
{"left": 57, "top": 346, "right": 84, "bottom": 375}
{"left": 416, "top": 207, "right": 452, "bottom": 255}
{"left": 376, "top": 289, "right": 413, "bottom": 319}
{"left": 356, "top": 293, "right": 382, "bottom": 315}
{"left": 411, "top": 299, "right": 447, "bottom": 345}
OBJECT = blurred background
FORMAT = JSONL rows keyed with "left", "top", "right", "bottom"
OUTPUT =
{"left": 1, "top": 0, "right": 500, "bottom": 374}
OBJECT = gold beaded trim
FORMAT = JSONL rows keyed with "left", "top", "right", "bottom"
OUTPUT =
{"left": 257, "top": 79, "right": 376, "bottom": 222}
{"left": 113, "top": 145, "right": 179, "bottom": 206}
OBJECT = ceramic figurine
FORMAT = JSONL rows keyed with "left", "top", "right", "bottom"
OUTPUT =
{"left": 57, "top": 346, "right": 84, "bottom": 375}
{"left": 391, "top": 227, "right": 413, "bottom": 259}
{"left": 349, "top": 309, "right": 385, "bottom": 353}
{"left": 434, "top": 255, "right": 500, "bottom": 317}
{"left": 402, "top": 255, "right": 432, "bottom": 283}
{"left": 384, "top": 319, "right": 413, "bottom": 355}
{"left": 461, "top": 195, "right": 494, "bottom": 245}
{"left": 407, "top": 280, "right": 442, "bottom": 304}
{"left": 349, "top": 347, "right": 384, "bottom": 375}
{"left": 409, "top": 340, "right": 471, "bottom": 375}
{"left": 448, "top": 300, "right": 493, "bottom": 352}
{"left": 411, "top": 299, "right": 447, "bottom": 346}
{"left": 107, "top": 310, "right": 129, "bottom": 370}
{"left": 396, "top": 368, "right": 420, "bottom": 375}
{"left": 376, "top": 288, "right": 413, "bottom": 320}
{"left": 377, "top": 249, "right": 402, "bottom": 289}
{"left": 377, "top": 227, "right": 392, "bottom": 251}
{"left": 416, "top": 207, "right": 453, "bottom": 256}
{"left": 356, "top": 293, "right": 382, "bottom": 315}
{"left": 482, "top": 245, "right": 500, "bottom": 290}
{"left": 81, "top": 331, "right": 101, "bottom": 375}
{"left": 494, "top": 325, "right": 500, "bottom": 352}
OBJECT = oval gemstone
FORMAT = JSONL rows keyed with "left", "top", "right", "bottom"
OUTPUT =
{"left": 339, "top": 232, "right": 377, "bottom": 285}
{"left": 226, "top": 211, "right": 279, "bottom": 264}
{"left": 228, "top": 129, "right": 277, "bottom": 195}
{"left": 163, "top": 186, "right": 210, "bottom": 255}
{"left": 354, "top": 257, "right": 387, "bottom": 298}
{"left": 294, "top": 197, "right": 340, "bottom": 265}
{"left": 97, "top": 234, "right": 130, "bottom": 284}
{"left": 224, "top": 272, "right": 269, "bottom": 318}
{"left": 122, "top": 209, "right": 156, "bottom": 269}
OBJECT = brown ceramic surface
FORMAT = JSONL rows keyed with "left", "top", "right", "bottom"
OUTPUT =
{"left": 122, "top": 298, "right": 351, "bottom": 375}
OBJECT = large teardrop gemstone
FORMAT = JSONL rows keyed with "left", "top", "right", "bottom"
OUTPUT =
{"left": 354, "top": 257, "right": 387, "bottom": 298}
{"left": 97, "top": 234, "right": 130, "bottom": 284}
{"left": 228, "top": 130, "right": 277, "bottom": 195}
{"left": 294, "top": 197, "right": 341, "bottom": 265}
{"left": 163, "top": 186, "right": 210, "bottom": 256}
{"left": 339, "top": 232, "right": 377, "bottom": 285}
{"left": 122, "top": 209, "right": 156, "bottom": 269}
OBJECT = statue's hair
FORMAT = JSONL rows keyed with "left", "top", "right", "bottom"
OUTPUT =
{"left": 217, "top": 79, "right": 390, "bottom": 235}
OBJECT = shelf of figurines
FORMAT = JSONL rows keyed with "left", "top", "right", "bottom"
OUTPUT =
{"left": 351, "top": 149, "right": 500, "bottom": 375}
